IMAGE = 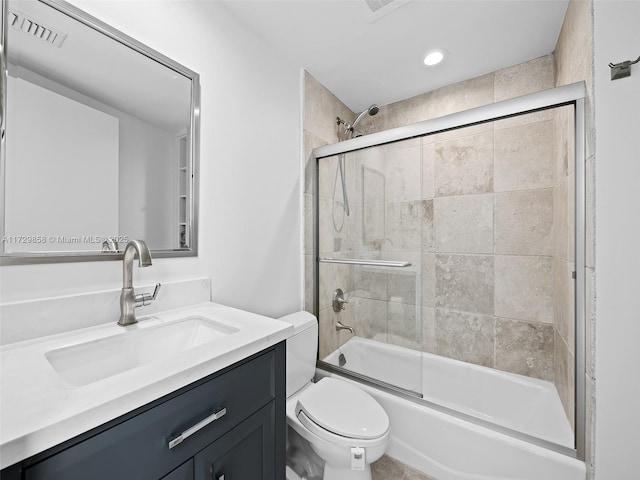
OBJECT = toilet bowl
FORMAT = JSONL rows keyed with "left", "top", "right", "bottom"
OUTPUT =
{"left": 280, "top": 312, "right": 390, "bottom": 480}
{"left": 287, "top": 378, "right": 390, "bottom": 480}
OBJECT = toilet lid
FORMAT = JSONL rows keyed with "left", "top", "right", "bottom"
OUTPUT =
{"left": 295, "top": 377, "right": 389, "bottom": 440}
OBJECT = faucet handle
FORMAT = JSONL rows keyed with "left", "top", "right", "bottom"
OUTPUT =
{"left": 151, "top": 283, "right": 161, "bottom": 300}
{"left": 135, "top": 283, "right": 161, "bottom": 307}
{"left": 332, "top": 288, "right": 349, "bottom": 312}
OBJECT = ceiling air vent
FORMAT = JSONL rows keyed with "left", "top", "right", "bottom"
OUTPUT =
{"left": 8, "top": 9, "right": 67, "bottom": 48}
{"left": 365, "top": 0, "right": 396, "bottom": 13}
{"left": 364, "top": 0, "right": 413, "bottom": 22}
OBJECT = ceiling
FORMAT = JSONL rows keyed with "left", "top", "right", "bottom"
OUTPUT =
{"left": 7, "top": 0, "right": 192, "bottom": 133}
{"left": 219, "top": 0, "right": 569, "bottom": 113}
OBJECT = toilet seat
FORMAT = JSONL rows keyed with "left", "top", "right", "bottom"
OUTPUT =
{"left": 295, "top": 377, "right": 389, "bottom": 441}
{"left": 296, "top": 409, "right": 390, "bottom": 449}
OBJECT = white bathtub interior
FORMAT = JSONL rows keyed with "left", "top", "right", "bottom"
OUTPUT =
{"left": 316, "top": 367, "right": 585, "bottom": 480}
{"left": 324, "top": 336, "right": 573, "bottom": 449}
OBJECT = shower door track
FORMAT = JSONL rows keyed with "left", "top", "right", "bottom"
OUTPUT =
{"left": 312, "top": 81, "right": 587, "bottom": 461}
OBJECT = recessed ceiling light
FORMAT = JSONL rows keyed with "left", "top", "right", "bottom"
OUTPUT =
{"left": 423, "top": 49, "right": 447, "bottom": 67}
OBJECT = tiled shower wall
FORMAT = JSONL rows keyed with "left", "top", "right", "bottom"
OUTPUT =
{"left": 305, "top": 44, "right": 596, "bottom": 445}
{"left": 333, "top": 98, "right": 561, "bottom": 382}
{"left": 302, "top": 72, "right": 357, "bottom": 357}
{"left": 305, "top": 55, "right": 569, "bottom": 381}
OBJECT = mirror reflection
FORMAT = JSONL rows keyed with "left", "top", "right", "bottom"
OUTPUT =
{"left": 1, "top": 0, "right": 198, "bottom": 259}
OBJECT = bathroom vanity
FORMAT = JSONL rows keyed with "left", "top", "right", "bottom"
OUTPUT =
{"left": 0, "top": 303, "right": 292, "bottom": 480}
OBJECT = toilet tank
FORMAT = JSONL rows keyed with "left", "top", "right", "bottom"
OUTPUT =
{"left": 279, "top": 311, "right": 318, "bottom": 398}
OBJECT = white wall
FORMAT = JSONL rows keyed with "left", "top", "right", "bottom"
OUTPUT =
{"left": 593, "top": 0, "right": 640, "bottom": 477}
{"left": 118, "top": 115, "right": 177, "bottom": 250}
{"left": 0, "top": 0, "right": 302, "bottom": 319}
{"left": 5, "top": 75, "right": 119, "bottom": 252}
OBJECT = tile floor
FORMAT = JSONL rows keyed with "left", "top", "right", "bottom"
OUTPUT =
{"left": 371, "top": 455, "right": 437, "bottom": 480}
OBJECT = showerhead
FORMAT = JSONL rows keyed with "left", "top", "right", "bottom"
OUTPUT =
{"left": 336, "top": 103, "right": 380, "bottom": 141}
{"left": 352, "top": 104, "right": 380, "bottom": 130}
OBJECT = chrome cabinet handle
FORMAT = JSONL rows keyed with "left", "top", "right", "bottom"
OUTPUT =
{"left": 167, "top": 407, "right": 227, "bottom": 449}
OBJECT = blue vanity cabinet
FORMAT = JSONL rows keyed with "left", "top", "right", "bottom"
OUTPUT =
{"left": 161, "top": 460, "right": 194, "bottom": 480}
{"left": 194, "top": 403, "right": 275, "bottom": 480}
{"left": 1, "top": 342, "right": 286, "bottom": 480}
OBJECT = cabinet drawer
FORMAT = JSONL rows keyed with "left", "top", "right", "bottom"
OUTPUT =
{"left": 194, "top": 403, "right": 275, "bottom": 480}
{"left": 25, "top": 349, "right": 275, "bottom": 480}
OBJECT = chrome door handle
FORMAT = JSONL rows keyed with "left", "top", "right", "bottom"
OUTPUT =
{"left": 167, "top": 407, "right": 227, "bottom": 449}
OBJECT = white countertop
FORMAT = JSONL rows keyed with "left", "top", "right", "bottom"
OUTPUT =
{"left": 0, "top": 302, "right": 293, "bottom": 469}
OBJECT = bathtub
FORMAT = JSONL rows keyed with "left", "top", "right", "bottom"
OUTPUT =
{"left": 321, "top": 337, "right": 585, "bottom": 480}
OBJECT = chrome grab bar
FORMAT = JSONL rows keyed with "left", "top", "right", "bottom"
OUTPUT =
{"left": 168, "top": 407, "right": 227, "bottom": 449}
{"left": 319, "top": 257, "right": 411, "bottom": 268}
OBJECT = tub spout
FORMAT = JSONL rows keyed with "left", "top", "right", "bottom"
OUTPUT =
{"left": 336, "top": 321, "right": 354, "bottom": 335}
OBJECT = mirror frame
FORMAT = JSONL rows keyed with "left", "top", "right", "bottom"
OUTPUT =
{"left": 0, "top": 0, "right": 200, "bottom": 265}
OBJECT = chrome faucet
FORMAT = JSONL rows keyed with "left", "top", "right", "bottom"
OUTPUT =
{"left": 118, "top": 240, "right": 161, "bottom": 326}
{"left": 336, "top": 321, "right": 354, "bottom": 335}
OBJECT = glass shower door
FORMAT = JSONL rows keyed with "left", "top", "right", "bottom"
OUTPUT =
{"left": 316, "top": 103, "right": 579, "bottom": 451}
{"left": 317, "top": 138, "right": 424, "bottom": 397}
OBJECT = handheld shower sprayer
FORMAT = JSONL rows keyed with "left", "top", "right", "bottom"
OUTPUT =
{"left": 336, "top": 104, "right": 379, "bottom": 141}
{"left": 334, "top": 104, "right": 380, "bottom": 218}
{"left": 351, "top": 104, "right": 380, "bottom": 131}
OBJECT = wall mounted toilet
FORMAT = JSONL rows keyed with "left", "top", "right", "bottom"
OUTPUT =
{"left": 280, "top": 311, "right": 390, "bottom": 480}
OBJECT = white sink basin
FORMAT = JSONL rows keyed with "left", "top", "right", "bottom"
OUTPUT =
{"left": 44, "top": 317, "right": 239, "bottom": 387}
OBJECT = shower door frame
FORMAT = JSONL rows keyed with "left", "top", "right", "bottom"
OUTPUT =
{"left": 312, "top": 82, "right": 587, "bottom": 461}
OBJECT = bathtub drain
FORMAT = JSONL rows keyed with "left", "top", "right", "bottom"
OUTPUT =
{"left": 338, "top": 352, "right": 346, "bottom": 367}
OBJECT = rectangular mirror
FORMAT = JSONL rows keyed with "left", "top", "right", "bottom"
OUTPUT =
{"left": 0, "top": 0, "right": 200, "bottom": 265}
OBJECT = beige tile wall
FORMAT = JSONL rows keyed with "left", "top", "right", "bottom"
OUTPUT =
{"left": 305, "top": 56, "right": 564, "bottom": 376}
{"left": 304, "top": 50, "right": 582, "bottom": 420}
{"left": 302, "top": 72, "right": 360, "bottom": 358}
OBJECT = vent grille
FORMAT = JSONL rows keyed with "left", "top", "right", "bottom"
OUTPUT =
{"left": 8, "top": 9, "right": 67, "bottom": 48}
{"left": 364, "top": 0, "right": 396, "bottom": 13}
{"left": 364, "top": 0, "right": 413, "bottom": 22}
